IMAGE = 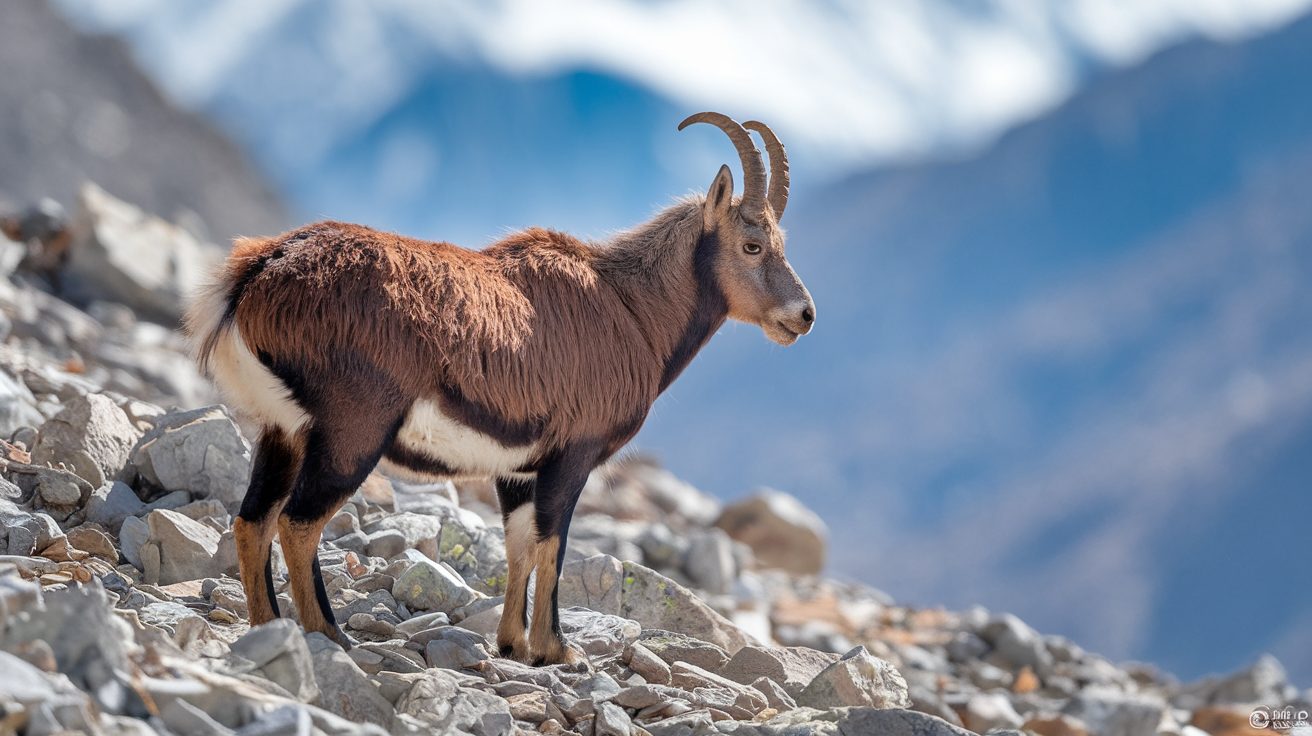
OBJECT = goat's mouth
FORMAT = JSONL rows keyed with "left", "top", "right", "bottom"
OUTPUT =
{"left": 765, "top": 322, "right": 801, "bottom": 346}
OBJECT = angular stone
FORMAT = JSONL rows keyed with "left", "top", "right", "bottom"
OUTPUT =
{"left": 750, "top": 676, "right": 797, "bottom": 712}
{"left": 32, "top": 393, "right": 141, "bottom": 486}
{"left": 559, "top": 607, "right": 642, "bottom": 658}
{"left": 0, "top": 369, "right": 43, "bottom": 434}
{"left": 395, "top": 669, "right": 514, "bottom": 736}
{"left": 1062, "top": 687, "right": 1166, "bottom": 736}
{"left": 230, "top": 619, "right": 318, "bottom": 702}
{"left": 626, "top": 642, "right": 672, "bottom": 685}
{"left": 962, "top": 691, "right": 1024, "bottom": 733}
{"left": 66, "top": 182, "right": 223, "bottom": 323}
{"left": 721, "top": 645, "right": 839, "bottom": 696}
{"left": 391, "top": 557, "right": 479, "bottom": 613}
{"left": 128, "top": 405, "right": 252, "bottom": 511}
{"left": 796, "top": 646, "right": 910, "bottom": 710}
{"left": 560, "top": 555, "right": 752, "bottom": 654}
{"left": 981, "top": 613, "right": 1054, "bottom": 675}
{"left": 66, "top": 526, "right": 118, "bottom": 562}
{"left": 595, "top": 701, "right": 632, "bottom": 736}
{"left": 682, "top": 528, "right": 737, "bottom": 595}
{"left": 147, "top": 509, "right": 222, "bottom": 584}
{"left": 714, "top": 489, "right": 827, "bottom": 575}
{"left": 85, "top": 481, "right": 146, "bottom": 532}
{"left": 638, "top": 630, "right": 731, "bottom": 672}
{"left": 304, "top": 633, "right": 395, "bottom": 729}
{"left": 422, "top": 626, "right": 491, "bottom": 670}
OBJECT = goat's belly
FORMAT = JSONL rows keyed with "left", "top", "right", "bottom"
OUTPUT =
{"left": 379, "top": 399, "right": 538, "bottom": 482}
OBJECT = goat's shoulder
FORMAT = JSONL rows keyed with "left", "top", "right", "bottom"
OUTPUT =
{"left": 484, "top": 227, "right": 597, "bottom": 283}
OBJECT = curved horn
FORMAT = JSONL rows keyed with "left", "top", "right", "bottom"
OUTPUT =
{"left": 743, "top": 120, "right": 789, "bottom": 220}
{"left": 678, "top": 112, "right": 766, "bottom": 217}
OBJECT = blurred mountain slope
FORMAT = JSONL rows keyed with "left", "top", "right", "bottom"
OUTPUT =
{"left": 638, "top": 12, "right": 1312, "bottom": 681}
{"left": 0, "top": 0, "right": 286, "bottom": 241}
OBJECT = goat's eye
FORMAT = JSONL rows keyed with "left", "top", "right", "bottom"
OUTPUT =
{"left": 743, "top": 242, "right": 762, "bottom": 255}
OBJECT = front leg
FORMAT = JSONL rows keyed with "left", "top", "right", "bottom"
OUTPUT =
{"left": 527, "top": 447, "right": 597, "bottom": 666}
{"left": 494, "top": 477, "right": 535, "bottom": 660}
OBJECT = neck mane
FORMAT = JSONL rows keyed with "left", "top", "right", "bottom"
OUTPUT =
{"left": 591, "top": 198, "right": 728, "bottom": 392}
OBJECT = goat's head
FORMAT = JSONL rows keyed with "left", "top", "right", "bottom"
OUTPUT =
{"left": 680, "top": 112, "right": 815, "bottom": 346}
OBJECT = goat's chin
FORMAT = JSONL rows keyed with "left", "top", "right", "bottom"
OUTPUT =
{"left": 763, "top": 324, "right": 800, "bottom": 346}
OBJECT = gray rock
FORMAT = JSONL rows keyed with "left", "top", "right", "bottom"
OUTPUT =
{"left": 1207, "top": 654, "right": 1294, "bottom": 705}
{"left": 66, "top": 182, "right": 223, "bottom": 323}
{"left": 32, "top": 393, "right": 141, "bottom": 486}
{"left": 395, "top": 669, "right": 514, "bottom": 736}
{"left": 559, "top": 606, "right": 642, "bottom": 658}
{"left": 750, "top": 676, "right": 797, "bottom": 712}
{"left": 595, "top": 701, "right": 633, "bottom": 736}
{"left": 422, "top": 626, "right": 491, "bottom": 670}
{"left": 795, "top": 646, "right": 910, "bottom": 710}
{"left": 364, "top": 529, "right": 408, "bottom": 560}
{"left": 128, "top": 405, "right": 251, "bottom": 511}
{"left": 981, "top": 613, "right": 1054, "bottom": 676}
{"left": 961, "top": 691, "right": 1024, "bottom": 733}
{"left": 85, "top": 481, "right": 147, "bottom": 532}
{"left": 639, "top": 630, "right": 731, "bottom": 672}
{"left": 391, "top": 557, "right": 480, "bottom": 613}
{"left": 1062, "top": 688, "right": 1166, "bottom": 736}
{"left": 683, "top": 528, "right": 737, "bottom": 595}
{"left": 229, "top": 620, "right": 318, "bottom": 702}
{"left": 6, "top": 512, "right": 65, "bottom": 557}
{"left": 34, "top": 465, "right": 93, "bottom": 507}
{"left": 304, "top": 633, "right": 395, "bottom": 729}
{"left": 636, "top": 523, "right": 688, "bottom": 571}
{"left": 145, "top": 508, "right": 222, "bottom": 584}
{"left": 559, "top": 554, "right": 752, "bottom": 654}
{"left": 118, "top": 513, "right": 150, "bottom": 568}
{"left": 438, "top": 516, "right": 508, "bottom": 595}
{"left": 721, "top": 645, "right": 839, "bottom": 696}
{"left": 714, "top": 489, "right": 827, "bottom": 576}
{"left": 232, "top": 704, "right": 313, "bottom": 736}
{"left": 575, "top": 672, "right": 623, "bottom": 702}
{"left": 626, "top": 641, "right": 672, "bottom": 685}
{"left": 945, "top": 631, "right": 990, "bottom": 663}
{"left": 1, "top": 581, "right": 135, "bottom": 713}
{"left": 395, "top": 611, "right": 451, "bottom": 637}
{"left": 0, "top": 369, "right": 43, "bottom": 434}
{"left": 363, "top": 513, "right": 441, "bottom": 559}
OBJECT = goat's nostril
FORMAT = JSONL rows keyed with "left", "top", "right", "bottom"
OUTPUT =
{"left": 801, "top": 307, "right": 814, "bottom": 324}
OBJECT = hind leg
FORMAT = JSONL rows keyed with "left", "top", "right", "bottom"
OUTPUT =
{"left": 278, "top": 417, "right": 400, "bottom": 649}
{"left": 234, "top": 427, "right": 300, "bottom": 627}
{"left": 495, "top": 477, "right": 535, "bottom": 660}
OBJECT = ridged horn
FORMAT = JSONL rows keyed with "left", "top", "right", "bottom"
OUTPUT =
{"left": 678, "top": 112, "right": 766, "bottom": 217}
{"left": 743, "top": 120, "right": 789, "bottom": 220}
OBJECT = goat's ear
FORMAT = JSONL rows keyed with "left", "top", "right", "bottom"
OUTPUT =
{"left": 703, "top": 164, "right": 734, "bottom": 227}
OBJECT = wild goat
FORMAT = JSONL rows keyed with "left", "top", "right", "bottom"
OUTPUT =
{"left": 186, "top": 112, "right": 815, "bottom": 665}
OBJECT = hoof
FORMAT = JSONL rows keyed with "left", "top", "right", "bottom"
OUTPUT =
{"left": 324, "top": 625, "right": 355, "bottom": 651}
{"left": 531, "top": 640, "right": 586, "bottom": 668}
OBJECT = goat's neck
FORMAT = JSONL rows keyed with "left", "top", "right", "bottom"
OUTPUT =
{"left": 595, "top": 199, "right": 728, "bottom": 390}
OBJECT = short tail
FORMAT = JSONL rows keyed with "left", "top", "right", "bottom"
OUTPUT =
{"left": 184, "top": 236, "right": 268, "bottom": 376}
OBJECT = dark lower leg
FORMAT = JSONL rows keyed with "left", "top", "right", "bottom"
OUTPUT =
{"left": 234, "top": 428, "right": 298, "bottom": 627}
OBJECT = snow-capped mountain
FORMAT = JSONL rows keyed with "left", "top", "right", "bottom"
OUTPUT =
{"left": 53, "top": 0, "right": 1312, "bottom": 243}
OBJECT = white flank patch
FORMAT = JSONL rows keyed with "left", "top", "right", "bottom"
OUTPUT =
{"left": 393, "top": 399, "right": 538, "bottom": 478}
{"left": 210, "top": 328, "right": 310, "bottom": 435}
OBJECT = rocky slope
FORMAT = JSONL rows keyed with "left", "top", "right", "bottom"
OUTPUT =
{"left": 1, "top": 191, "right": 1308, "bottom": 736}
